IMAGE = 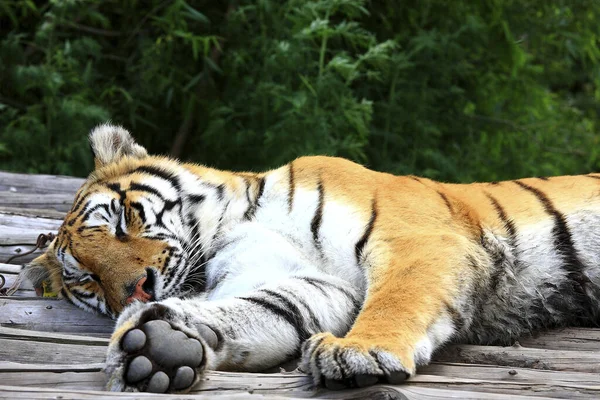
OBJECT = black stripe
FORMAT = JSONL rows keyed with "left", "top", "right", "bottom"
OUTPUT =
{"left": 437, "top": 191, "right": 453, "bottom": 213}
{"left": 299, "top": 276, "right": 362, "bottom": 314}
{"left": 155, "top": 199, "right": 181, "bottom": 227}
{"left": 71, "top": 288, "right": 96, "bottom": 298}
{"left": 80, "top": 203, "right": 110, "bottom": 223}
{"left": 279, "top": 288, "right": 320, "bottom": 333}
{"left": 587, "top": 174, "right": 600, "bottom": 180}
{"left": 216, "top": 184, "right": 225, "bottom": 201}
{"left": 288, "top": 162, "right": 295, "bottom": 213}
{"left": 311, "top": 179, "right": 325, "bottom": 251}
{"left": 68, "top": 290, "right": 103, "bottom": 314}
{"left": 355, "top": 197, "right": 378, "bottom": 265}
{"left": 105, "top": 182, "right": 121, "bottom": 193}
{"left": 187, "top": 194, "right": 206, "bottom": 204}
{"left": 244, "top": 177, "right": 265, "bottom": 220}
{"left": 485, "top": 193, "right": 517, "bottom": 240}
{"left": 445, "top": 301, "right": 465, "bottom": 332}
{"left": 129, "top": 182, "right": 166, "bottom": 201}
{"left": 332, "top": 347, "right": 347, "bottom": 380}
{"left": 479, "top": 233, "right": 508, "bottom": 292}
{"left": 262, "top": 289, "right": 314, "bottom": 340}
{"left": 77, "top": 225, "right": 104, "bottom": 233}
{"left": 67, "top": 200, "right": 91, "bottom": 226}
{"left": 71, "top": 191, "right": 89, "bottom": 215}
{"left": 514, "top": 181, "right": 591, "bottom": 315}
{"left": 238, "top": 295, "right": 307, "bottom": 348}
{"left": 131, "top": 166, "right": 181, "bottom": 192}
{"left": 409, "top": 176, "right": 422, "bottom": 183}
{"left": 143, "top": 233, "right": 179, "bottom": 241}
{"left": 256, "top": 177, "right": 265, "bottom": 202}
{"left": 115, "top": 209, "right": 126, "bottom": 239}
{"left": 538, "top": 176, "right": 550, "bottom": 181}
{"left": 130, "top": 201, "right": 146, "bottom": 223}
{"left": 489, "top": 181, "right": 500, "bottom": 185}
{"left": 300, "top": 277, "right": 330, "bottom": 298}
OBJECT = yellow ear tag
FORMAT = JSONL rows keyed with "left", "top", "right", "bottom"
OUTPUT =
{"left": 42, "top": 280, "right": 58, "bottom": 298}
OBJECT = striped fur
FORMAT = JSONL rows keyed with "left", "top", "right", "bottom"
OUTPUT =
{"left": 24, "top": 124, "right": 600, "bottom": 392}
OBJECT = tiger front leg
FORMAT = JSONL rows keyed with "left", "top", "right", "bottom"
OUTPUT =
{"left": 104, "top": 301, "right": 217, "bottom": 393}
{"left": 105, "top": 274, "right": 361, "bottom": 393}
{"left": 301, "top": 234, "right": 477, "bottom": 389}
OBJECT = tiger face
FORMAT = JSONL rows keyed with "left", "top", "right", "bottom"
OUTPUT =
{"left": 23, "top": 125, "right": 210, "bottom": 317}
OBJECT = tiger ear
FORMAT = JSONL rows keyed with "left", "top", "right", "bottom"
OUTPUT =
{"left": 21, "top": 251, "right": 63, "bottom": 296}
{"left": 89, "top": 123, "right": 148, "bottom": 169}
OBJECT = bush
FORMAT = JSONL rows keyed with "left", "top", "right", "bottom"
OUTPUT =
{"left": 1, "top": 0, "right": 599, "bottom": 181}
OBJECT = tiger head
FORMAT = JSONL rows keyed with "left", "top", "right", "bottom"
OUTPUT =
{"left": 22, "top": 124, "right": 236, "bottom": 318}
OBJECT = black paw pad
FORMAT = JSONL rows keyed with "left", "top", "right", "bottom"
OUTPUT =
{"left": 122, "top": 319, "right": 204, "bottom": 392}
{"left": 173, "top": 366, "right": 195, "bottom": 390}
{"left": 142, "top": 320, "right": 203, "bottom": 369}
{"left": 126, "top": 355, "right": 152, "bottom": 383}
{"left": 147, "top": 371, "right": 170, "bottom": 393}
{"left": 123, "top": 329, "right": 146, "bottom": 352}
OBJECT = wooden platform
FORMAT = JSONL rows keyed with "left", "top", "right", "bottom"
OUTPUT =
{"left": 1, "top": 170, "right": 600, "bottom": 399}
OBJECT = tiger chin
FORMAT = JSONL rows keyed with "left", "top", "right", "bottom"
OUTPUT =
{"left": 22, "top": 123, "right": 600, "bottom": 393}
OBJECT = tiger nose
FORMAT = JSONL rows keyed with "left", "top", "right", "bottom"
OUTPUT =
{"left": 126, "top": 273, "right": 155, "bottom": 304}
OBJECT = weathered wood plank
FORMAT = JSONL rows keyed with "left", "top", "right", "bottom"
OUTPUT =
{"left": 0, "top": 192, "right": 75, "bottom": 212}
{"left": 420, "top": 362, "right": 600, "bottom": 384}
{"left": 0, "top": 384, "right": 559, "bottom": 400}
{"left": 0, "top": 212, "right": 62, "bottom": 230}
{"left": 412, "top": 371, "right": 600, "bottom": 398}
{"left": 0, "top": 297, "right": 114, "bottom": 335}
{"left": 0, "top": 361, "right": 105, "bottom": 372}
{"left": 0, "top": 206, "right": 66, "bottom": 220}
{"left": 1, "top": 330, "right": 600, "bottom": 398}
{"left": 0, "top": 337, "right": 107, "bottom": 364}
{"left": 518, "top": 328, "right": 600, "bottom": 351}
{"left": 0, "top": 229, "right": 61, "bottom": 265}
{"left": 1, "top": 273, "right": 35, "bottom": 296}
{"left": 2, "top": 361, "right": 595, "bottom": 399}
{"left": 0, "top": 327, "right": 109, "bottom": 345}
{"left": 0, "top": 170, "right": 84, "bottom": 194}
{"left": 436, "top": 343, "right": 600, "bottom": 373}
{"left": 0, "top": 263, "right": 23, "bottom": 274}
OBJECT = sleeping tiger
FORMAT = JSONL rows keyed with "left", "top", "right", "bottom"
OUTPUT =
{"left": 23, "top": 123, "right": 600, "bottom": 393}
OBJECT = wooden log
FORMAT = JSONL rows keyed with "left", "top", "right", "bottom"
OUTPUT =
{"left": 0, "top": 171, "right": 84, "bottom": 194}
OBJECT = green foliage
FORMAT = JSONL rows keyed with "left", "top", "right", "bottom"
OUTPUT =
{"left": 1, "top": 0, "right": 599, "bottom": 181}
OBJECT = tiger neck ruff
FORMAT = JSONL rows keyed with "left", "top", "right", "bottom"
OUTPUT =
{"left": 23, "top": 123, "right": 600, "bottom": 393}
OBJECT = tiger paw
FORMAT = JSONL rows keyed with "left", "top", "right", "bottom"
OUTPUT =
{"left": 105, "top": 303, "right": 217, "bottom": 393}
{"left": 300, "top": 332, "right": 412, "bottom": 390}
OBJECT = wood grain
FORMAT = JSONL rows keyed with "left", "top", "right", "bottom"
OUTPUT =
{"left": 0, "top": 171, "right": 83, "bottom": 194}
